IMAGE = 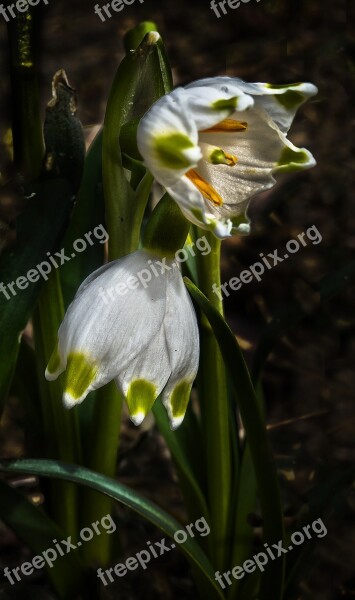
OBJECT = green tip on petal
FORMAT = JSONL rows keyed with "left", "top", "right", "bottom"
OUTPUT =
{"left": 45, "top": 344, "right": 64, "bottom": 381}
{"left": 276, "top": 146, "right": 314, "bottom": 173}
{"left": 126, "top": 379, "right": 157, "bottom": 426}
{"left": 273, "top": 90, "right": 305, "bottom": 110}
{"left": 155, "top": 133, "right": 200, "bottom": 170}
{"left": 265, "top": 83, "right": 303, "bottom": 89}
{"left": 212, "top": 96, "right": 239, "bottom": 112}
{"left": 63, "top": 352, "right": 98, "bottom": 408}
{"left": 164, "top": 380, "right": 192, "bottom": 430}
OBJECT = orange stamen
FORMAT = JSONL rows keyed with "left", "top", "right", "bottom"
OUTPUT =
{"left": 186, "top": 169, "right": 223, "bottom": 206}
{"left": 202, "top": 119, "right": 248, "bottom": 133}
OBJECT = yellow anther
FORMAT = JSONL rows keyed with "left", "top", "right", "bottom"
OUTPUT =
{"left": 186, "top": 169, "right": 223, "bottom": 206}
{"left": 202, "top": 119, "right": 248, "bottom": 133}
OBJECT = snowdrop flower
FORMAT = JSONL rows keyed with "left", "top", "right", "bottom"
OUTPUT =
{"left": 138, "top": 77, "right": 317, "bottom": 238}
{"left": 45, "top": 249, "right": 199, "bottom": 430}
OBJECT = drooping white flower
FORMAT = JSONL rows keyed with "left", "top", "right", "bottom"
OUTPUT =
{"left": 45, "top": 249, "right": 199, "bottom": 430}
{"left": 137, "top": 77, "right": 318, "bottom": 238}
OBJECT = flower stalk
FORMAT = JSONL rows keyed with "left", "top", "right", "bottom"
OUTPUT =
{"left": 193, "top": 229, "right": 232, "bottom": 571}
{"left": 33, "top": 270, "right": 81, "bottom": 539}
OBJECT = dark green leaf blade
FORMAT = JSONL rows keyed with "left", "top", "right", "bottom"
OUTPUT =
{"left": 184, "top": 278, "right": 285, "bottom": 600}
{"left": 0, "top": 179, "right": 74, "bottom": 411}
{"left": 0, "top": 460, "right": 224, "bottom": 600}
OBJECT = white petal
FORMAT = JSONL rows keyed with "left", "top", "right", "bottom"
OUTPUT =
{"left": 184, "top": 85, "right": 254, "bottom": 131}
{"left": 241, "top": 83, "right": 317, "bottom": 134}
{"left": 166, "top": 177, "right": 233, "bottom": 238}
{"left": 197, "top": 107, "right": 315, "bottom": 215}
{"left": 71, "top": 262, "right": 115, "bottom": 299}
{"left": 137, "top": 87, "right": 201, "bottom": 188}
{"left": 49, "top": 250, "right": 170, "bottom": 405}
{"left": 115, "top": 327, "right": 171, "bottom": 425}
{"left": 161, "top": 266, "right": 200, "bottom": 429}
{"left": 186, "top": 77, "right": 318, "bottom": 133}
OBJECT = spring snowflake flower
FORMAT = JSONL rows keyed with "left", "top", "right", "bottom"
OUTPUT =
{"left": 137, "top": 77, "right": 317, "bottom": 238}
{"left": 45, "top": 249, "right": 199, "bottom": 429}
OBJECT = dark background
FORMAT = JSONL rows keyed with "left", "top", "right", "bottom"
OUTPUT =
{"left": 0, "top": 0, "right": 354, "bottom": 599}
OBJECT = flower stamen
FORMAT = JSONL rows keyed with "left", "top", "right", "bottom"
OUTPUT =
{"left": 201, "top": 142, "right": 238, "bottom": 167}
{"left": 215, "top": 150, "right": 238, "bottom": 166}
{"left": 202, "top": 119, "right": 248, "bottom": 133}
{"left": 186, "top": 169, "right": 224, "bottom": 206}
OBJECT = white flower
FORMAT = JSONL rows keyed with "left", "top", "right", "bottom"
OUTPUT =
{"left": 137, "top": 77, "right": 318, "bottom": 238}
{"left": 45, "top": 250, "right": 199, "bottom": 430}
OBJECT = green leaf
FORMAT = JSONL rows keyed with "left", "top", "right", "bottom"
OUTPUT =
{"left": 0, "top": 67, "right": 85, "bottom": 415}
{"left": 60, "top": 129, "right": 105, "bottom": 307}
{"left": 184, "top": 278, "right": 285, "bottom": 600}
{"left": 84, "top": 25, "right": 174, "bottom": 567}
{"left": 228, "top": 382, "right": 265, "bottom": 600}
{"left": 124, "top": 21, "right": 159, "bottom": 52}
{"left": 0, "top": 480, "right": 84, "bottom": 599}
{"left": 10, "top": 339, "right": 43, "bottom": 456}
{"left": 0, "top": 179, "right": 74, "bottom": 413}
{"left": 153, "top": 401, "right": 210, "bottom": 534}
{"left": 32, "top": 269, "right": 81, "bottom": 538}
{"left": 0, "top": 459, "right": 225, "bottom": 600}
{"left": 103, "top": 30, "right": 172, "bottom": 258}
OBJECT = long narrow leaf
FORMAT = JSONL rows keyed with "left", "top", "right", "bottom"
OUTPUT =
{"left": 0, "top": 459, "right": 225, "bottom": 600}
{"left": 60, "top": 129, "right": 106, "bottom": 307}
{"left": 185, "top": 278, "right": 285, "bottom": 600}
{"left": 153, "top": 402, "right": 210, "bottom": 533}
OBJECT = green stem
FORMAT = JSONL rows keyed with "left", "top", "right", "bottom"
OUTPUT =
{"left": 33, "top": 270, "right": 81, "bottom": 538}
{"left": 80, "top": 382, "right": 122, "bottom": 566}
{"left": 194, "top": 230, "right": 231, "bottom": 571}
{"left": 143, "top": 193, "right": 190, "bottom": 256}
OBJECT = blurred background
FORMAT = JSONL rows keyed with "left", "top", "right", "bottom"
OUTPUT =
{"left": 0, "top": 0, "right": 354, "bottom": 598}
